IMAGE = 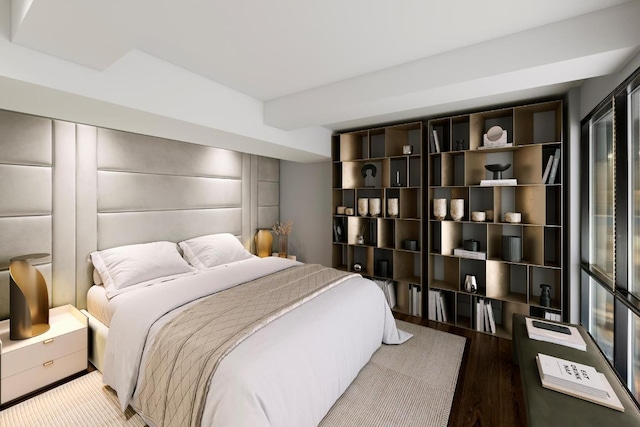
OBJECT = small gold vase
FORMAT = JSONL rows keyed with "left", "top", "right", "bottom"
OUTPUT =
{"left": 255, "top": 229, "right": 273, "bottom": 257}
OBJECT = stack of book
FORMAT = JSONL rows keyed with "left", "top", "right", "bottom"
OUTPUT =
{"left": 475, "top": 298, "right": 496, "bottom": 333}
{"left": 544, "top": 311, "right": 562, "bottom": 322}
{"left": 373, "top": 279, "right": 396, "bottom": 309}
{"left": 536, "top": 353, "right": 624, "bottom": 411}
{"left": 428, "top": 289, "right": 448, "bottom": 322}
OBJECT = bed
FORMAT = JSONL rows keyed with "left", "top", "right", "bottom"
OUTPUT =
{"left": 85, "top": 234, "right": 411, "bottom": 427}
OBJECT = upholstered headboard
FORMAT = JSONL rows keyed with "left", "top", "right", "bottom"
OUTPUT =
{"left": 0, "top": 108, "right": 280, "bottom": 318}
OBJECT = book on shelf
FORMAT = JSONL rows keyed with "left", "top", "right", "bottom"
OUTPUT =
{"left": 536, "top": 353, "right": 624, "bottom": 411}
{"left": 480, "top": 178, "right": 517, "bottom": 186}
{"left": 525, "top": 317, "right": 586, "bottom": 351}
{"left": 439, "top": 292, "right": 447, "bottom": 322}
{"left": 475, "top": 298, "right": 484, "bottom": 332}
{"left": 544, "top": 311, "right": 562, "bottom": 322}
{"left": 428, "top": 289, "right": 438, "bottom": 320}
{"left": 386, "top": 281, "right": 396, "bottom": 309}
{"left": 374, "top": 279, "right": 397, "bottom": 309}
{"left": 432, "top": 129, "right": 441, "bottom": 153}
{"left": 428, "top": 289, "right": 448, "bottom": 322}
{"left": 547, "top": 148, "right": 561, "bottom": 184}
{"left": 453, "top": 248, "right": 487, "bottom": 260}
{"left": 542, "top": 155, "right": 554, "bottom": 183}
{"left": 410, "top": 285, "right": 422, "bottom": 317}
{"left": 485, "top": 300, "right": 496, "bottom": 333}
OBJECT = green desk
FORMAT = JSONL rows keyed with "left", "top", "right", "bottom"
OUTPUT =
{"left": 512, "top": 314, "right": 640, "bottom": 426}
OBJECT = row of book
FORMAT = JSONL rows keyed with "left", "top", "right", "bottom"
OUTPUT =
{"left": 475, "top": 298, "right": 496, "bottom": 334}
{"left": 373, "top": 279, "right": 396, "bottom": 309}
{"left": 427, "top": 289, "right": 448, "bottom": 322}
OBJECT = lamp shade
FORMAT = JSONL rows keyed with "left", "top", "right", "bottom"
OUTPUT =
{"left": 9, "top": 253, "right": 50, "bottom": 340}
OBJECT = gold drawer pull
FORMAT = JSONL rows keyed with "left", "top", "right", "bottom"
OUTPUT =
{"left": 43, "top": 338, "right": 54, "bottom": 344}
{"left": 43, "top": 360, "right": 54, "bottom": 367}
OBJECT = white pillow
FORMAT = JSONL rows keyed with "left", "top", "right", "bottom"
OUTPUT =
{"left": 179, "top": 233, "right": 254, "bottom": 269}
{"left": 90, "top": 241, "right": 195, "bottom": 298}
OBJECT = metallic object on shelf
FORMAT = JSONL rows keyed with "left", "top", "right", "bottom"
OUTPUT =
{"left": 9, "top": 253, "right": 50, "bottom": 340}
{"left": 484, "top": 163, "right": 511, "bottom": 180}
{"left": 464, "top": 274, "right": 478, "bottom": 293}
{"left": 540, "top": 284, "right": 552, "bottom": 307}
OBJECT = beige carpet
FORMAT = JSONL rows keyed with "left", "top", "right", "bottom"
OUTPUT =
{"left": 0, "top": 321, "right": 465, "bottom": 427}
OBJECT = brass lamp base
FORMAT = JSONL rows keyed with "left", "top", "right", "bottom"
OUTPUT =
{"left": 9, "top": 253, "right": 50, "bottom": 340}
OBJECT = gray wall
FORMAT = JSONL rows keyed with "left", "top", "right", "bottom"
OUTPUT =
{"left": 279, "top": 160, "right": 332, "bottom": 265}
{"left": 566, "top": 87, "right": 581, "bottom": 324}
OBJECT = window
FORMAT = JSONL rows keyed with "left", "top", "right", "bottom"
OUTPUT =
{"left": 589, "top": 107, "right": 615, "bottom": 283}
{"left": 631, "top": 87, "right": 640, "bottom": 299}
{"left": 581, "top": 66, "right": 640, "bottom": 408}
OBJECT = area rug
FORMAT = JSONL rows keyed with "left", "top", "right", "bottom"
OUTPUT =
{"left": 0, "top": 320, "right": 465, "bottom": 427}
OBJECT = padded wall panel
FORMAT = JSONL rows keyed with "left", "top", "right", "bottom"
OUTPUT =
{"left": 258, "top": 206, "right": 280, "bottom": 230}
{"left": 258, "top": 157, "right": 279, "bottom": 182}
{"left": 241, "top": 154, "right": 252, "bottom": 250}
{"left": 76, "top": 125, "right": 98, "bottom": 309}
{"left": 97, "top": 208, "right": 242, "bottom": 250}
{"left": 97, "top": 128, "right": 242, "bottom": 178}
{"left": 0, "top": 109, "right": 52, "bottom": 166}
{"left": 258, "top": 181, "right": 279, "bottom": 207}
{"left": 0, "top": 264, "right": 52, "bottom": 319}
{"left": 52, "top": 120, "right": 77, "bottom": 307}
{"left": 0, "top": 164, "right": 52, "bottom": 216}
{"left": 0, "top": 216, "right": 52, "bottom": 270}
{"left": 97, "top": 171, "right": 242, "bottom": 212}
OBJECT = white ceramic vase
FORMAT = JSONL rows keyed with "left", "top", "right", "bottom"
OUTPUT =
{"left": 358, "top": 198, "right": 369, "bottom": 216}
{"left": 433, "top": 198, "right": 447, "bottom": 220}
{"left": 369, "top": 198, "right": 381, "bottom": 217}
{"left": 451, "top": 199, "right": 464, "bottom": 221}
{"left": 388, "top": 198, "right": 399, "bottom": 218}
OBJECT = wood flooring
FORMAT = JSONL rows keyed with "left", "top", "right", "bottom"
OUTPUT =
{"left": 395, "top": 313, "right": 528, "bottom": 427}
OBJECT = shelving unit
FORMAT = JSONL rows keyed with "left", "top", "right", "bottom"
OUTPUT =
{"left": 332, "top": 122, "right": 424, "bottom": 318}
{"left": 427, "top": 100, "right": 564, "bottom": 338}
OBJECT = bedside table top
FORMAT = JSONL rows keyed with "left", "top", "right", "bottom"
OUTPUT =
{"left": 0, "top": 305, "right": 87, "bottom": 353}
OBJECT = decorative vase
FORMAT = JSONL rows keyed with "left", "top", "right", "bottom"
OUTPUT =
{"left": 434, "top": 198, "right": 447, "bottom": 220}
{"left": 255, "top": 229, "right": 273, "bottom": 258}
{"left": 451, "top": 199, "right": 464, "bottom": 221}
{"left": 358, "top": 198, "right": 369, "bottom": 216}
{"left": 278, "top": 235, "right": 288, "bottom": 258}
{"left": 369, "top": 198, "right": 381, "bottom": 217}
{"left": 388, "top": 198, "right": 399, "bottom": 218}
{"left": 464, "top": 274, "right": 478, "bottom": 293}
{"left": 540, "top": 284, "right": 552, "bottom": 307}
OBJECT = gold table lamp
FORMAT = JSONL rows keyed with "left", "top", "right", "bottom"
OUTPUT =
{"left": 9, "top": 253, "right": 50, "bottom": 340}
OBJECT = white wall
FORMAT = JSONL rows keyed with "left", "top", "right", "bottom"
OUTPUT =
{"left": 279, "top": 160, "right": 332, "bottom": 266}
{"left": 580, "top": 48, "right": 640, "bottom": 119}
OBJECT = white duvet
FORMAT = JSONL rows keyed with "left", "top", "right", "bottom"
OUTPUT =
{"left": 103, "top": 257, "right": 411, "bottom": 427}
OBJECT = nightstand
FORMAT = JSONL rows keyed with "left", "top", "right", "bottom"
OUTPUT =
{"left": 0, "top": 304, "right": 88, "bottom": 404}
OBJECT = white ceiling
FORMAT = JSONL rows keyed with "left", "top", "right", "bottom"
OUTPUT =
{"left": 2, "top": 0, "right": 640, "bottom": 161}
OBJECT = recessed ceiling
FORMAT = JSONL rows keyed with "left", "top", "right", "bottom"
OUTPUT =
{"left": 2, "top": 0, "right": 640, "bottom": 161}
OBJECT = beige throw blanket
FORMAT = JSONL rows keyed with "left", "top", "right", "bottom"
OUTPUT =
{"left": 135, "top": 264, "right": 356, "bottom": 427}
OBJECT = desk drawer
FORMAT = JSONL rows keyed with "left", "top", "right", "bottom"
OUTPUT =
{"left": 1, "top": 348, "right": 87, "bottom": 404}
{"left": 1, "top": 328, "right": 87, "bottom": 379}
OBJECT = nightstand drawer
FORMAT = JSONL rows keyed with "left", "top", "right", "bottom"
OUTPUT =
{"left": 1, "top": 328, "right": 87, "bottom": 379}
{"left": 1, "top": 348, "right": 87, "bottom": 404}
